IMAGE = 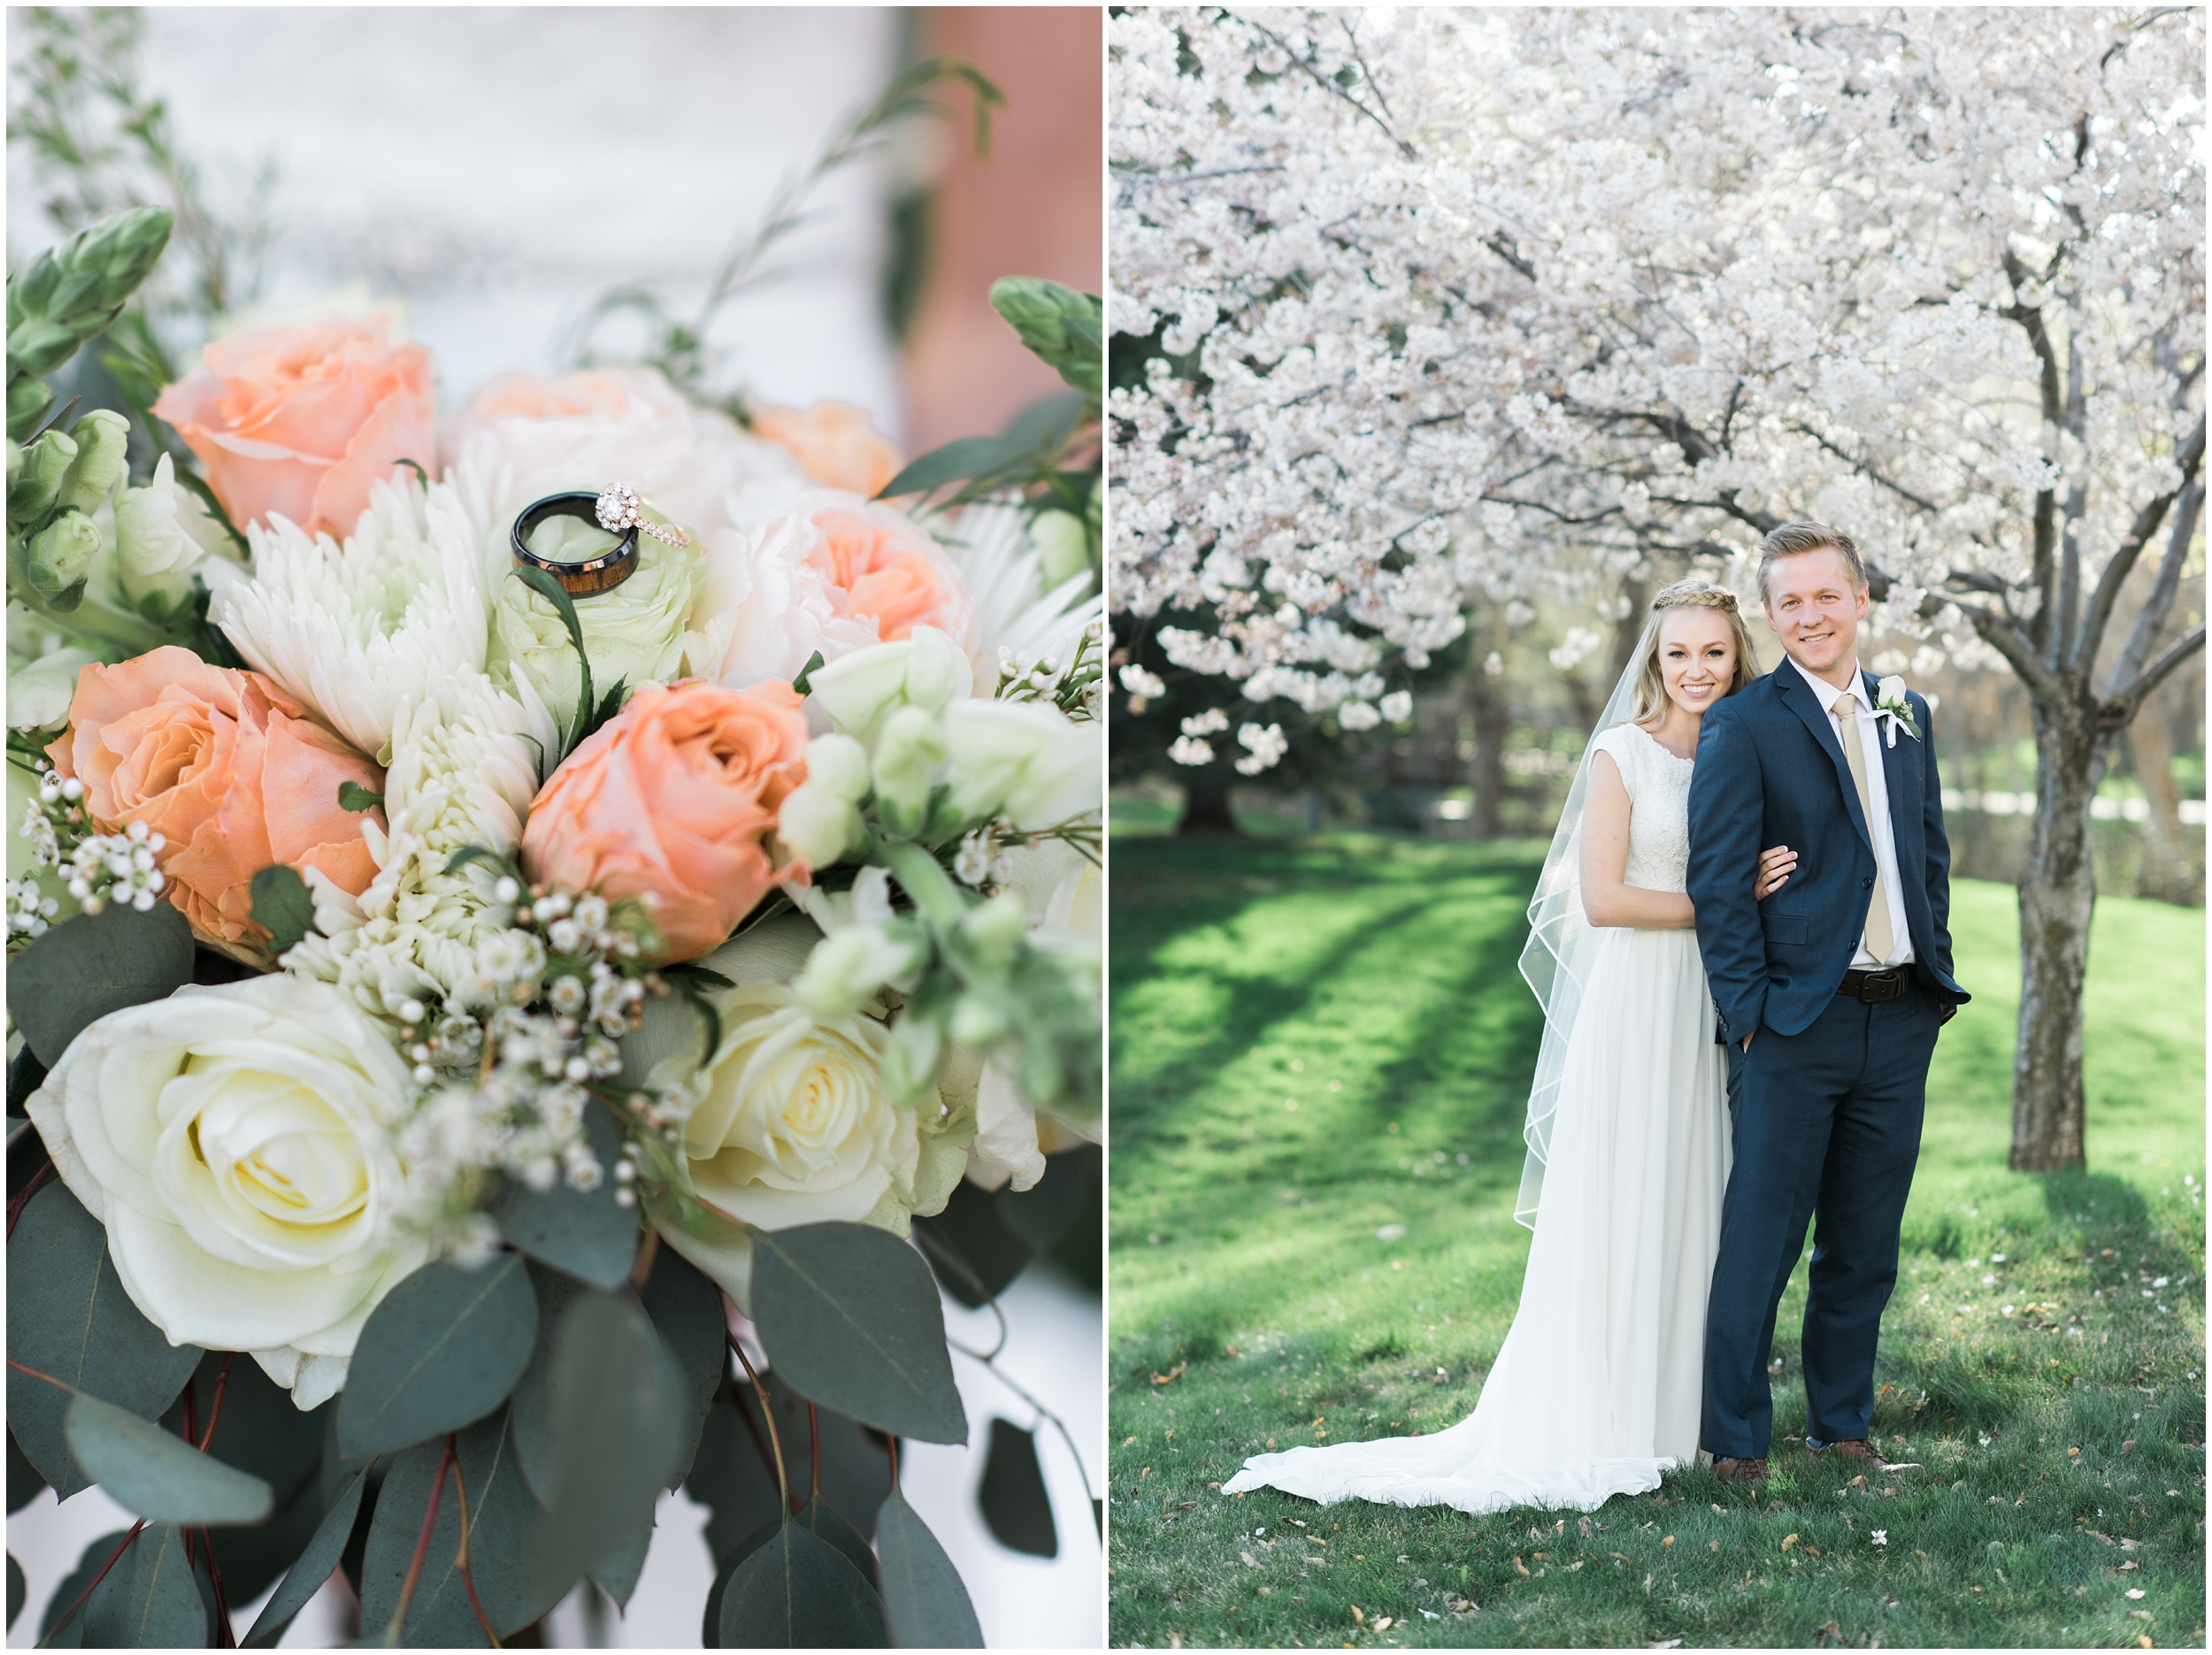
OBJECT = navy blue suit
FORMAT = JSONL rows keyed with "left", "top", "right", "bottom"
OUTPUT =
{"left": 1685, "top": 663, "right": 1966, "bottom": 1459}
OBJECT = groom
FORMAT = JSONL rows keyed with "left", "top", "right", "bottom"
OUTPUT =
{"left": 1685, "top": 522, "right": 1967, "bottom": 1487}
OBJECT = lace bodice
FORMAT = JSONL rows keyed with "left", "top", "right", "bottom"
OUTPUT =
{"left": 1590, "top": 723, "right": 1694, "bottom": 894}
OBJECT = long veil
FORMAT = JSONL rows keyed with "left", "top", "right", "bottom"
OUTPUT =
{"left": 1511, "top": 624, "right": 1658, "bottom": 1230}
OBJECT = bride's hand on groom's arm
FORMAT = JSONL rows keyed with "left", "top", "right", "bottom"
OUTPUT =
{"left": 1754, "top": 845, "right": 1797, "bottom": 900}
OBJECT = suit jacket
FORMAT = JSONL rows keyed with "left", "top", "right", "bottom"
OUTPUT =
{"left": 1686, "top": 665, "right": 1967, "bottom": 1042}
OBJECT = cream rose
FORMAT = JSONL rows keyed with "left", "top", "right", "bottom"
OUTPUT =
{"left": 487, "top": 529, "right": 701, "bottom": 722}
{"left": 631, "top": 916, "right": 969, "bottom": 1309}
{"left": 23, "top": 974, "right": 427, "bottom": 1408}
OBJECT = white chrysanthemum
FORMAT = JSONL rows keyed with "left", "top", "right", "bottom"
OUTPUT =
{"left": 936, "top": 499, "right": 1101, "bottom": 687}
{"left": 287, "top": 670, "right": 555, "bottom": 1023}
{"left": 213, "top": 471, "right": 496, "bottom": 759}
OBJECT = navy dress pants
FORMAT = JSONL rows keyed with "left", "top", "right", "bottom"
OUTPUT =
{"left": 1700, "top": 984, "right": 1944, "bottom": 1460}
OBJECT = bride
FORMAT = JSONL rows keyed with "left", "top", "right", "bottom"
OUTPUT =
{"left": 1224, "top": 578, "right": 1791, "bottom": 1514}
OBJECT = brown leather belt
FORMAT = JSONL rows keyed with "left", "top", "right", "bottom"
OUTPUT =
{"left": 1837, "top": 967, "right": 1909, "bottom": 1003}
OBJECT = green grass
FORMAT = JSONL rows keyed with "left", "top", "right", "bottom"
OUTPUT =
{"left": 1107, "top": 836, "right": 2206, "bottom": 1648}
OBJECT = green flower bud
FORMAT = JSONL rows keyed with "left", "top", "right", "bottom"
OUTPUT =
{"left": 871, "top": 704, "right": 948, "bottom": 837}
{"left": 24, "top": 510, "right": 104, "bottom": 608}
{"left": 58, "top": 410, "right": 130, "bottom": 514}
{"left": 8, "top": 429, "right": 77, "bottom": 523}
{"left": 879, "top": 1009, "right": 944, "bottom": 1107}
{"left": 6, "top": 376, "right": 53, "bottom": 441}
{"left": 1031, "top": 509, "right": 1091, "bottom": 590}
{"left": 804, "top": 732, "right": 872, "bottom": 804}
{"left": 958, "top": 890, "right": 1028, "bottom": 969}
{"left": 949, "top": 992, "right": 1010, "bottom": 1049}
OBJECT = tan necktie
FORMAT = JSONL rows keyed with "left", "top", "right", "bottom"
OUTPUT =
{"left": 1834, "top": 693, "right": 1896, "bottom": 964}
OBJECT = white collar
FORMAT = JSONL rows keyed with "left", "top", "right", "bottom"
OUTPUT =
{"left": 1786, "top": 650, "right": 1868, "bottom": 714}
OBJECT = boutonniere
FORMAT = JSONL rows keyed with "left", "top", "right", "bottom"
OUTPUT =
{"left": 1874, "top": 675, "right": 1921, "bottom": 747}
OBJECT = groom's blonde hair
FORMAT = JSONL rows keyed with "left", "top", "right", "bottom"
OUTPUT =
{"left": 1630, "top": 578, "right": 1761, "bottom": 724}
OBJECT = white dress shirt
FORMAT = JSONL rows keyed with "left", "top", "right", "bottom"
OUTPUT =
{"left": 1786, "top": 653, "right": 1915, "bottom": 969}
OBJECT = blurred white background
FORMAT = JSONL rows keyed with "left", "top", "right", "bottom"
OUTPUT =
{"left": 5, "top": 5, "right": 1101, "bottom": 1647}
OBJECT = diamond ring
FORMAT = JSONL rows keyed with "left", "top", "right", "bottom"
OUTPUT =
{"left": 511, "top": 493, "right": 640, "bottom": 597}
{"left": 595, "top": 483, "right": 690, "bottom": 549}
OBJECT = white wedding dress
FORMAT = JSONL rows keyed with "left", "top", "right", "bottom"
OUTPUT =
{"left": 1223, "top": 723, "right": 1731, "bottom": 1514}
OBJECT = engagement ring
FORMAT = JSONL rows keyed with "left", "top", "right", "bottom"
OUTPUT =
{"left": 511, "top": 492, "right": 641, "bottom": 597}
{"left": 595, "top": 483, "right": 690, "bottom": 548}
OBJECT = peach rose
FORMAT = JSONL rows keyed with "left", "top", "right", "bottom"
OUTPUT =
{"left": 153, "top": 316, "right": 434, "bottom": 539}
{"left": 53, "top": 647, "right": 384, "bottom": 944}
{"left": 752, "top": 402, "right": 904, "bottom": 497}
{"left": 520, "top": 679, "right": 810, "bottom": 965}
{"left": 686, "top": 494, "right": 974, "bottom": 693}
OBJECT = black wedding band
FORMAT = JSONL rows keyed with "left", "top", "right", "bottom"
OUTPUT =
{"left": 511, "top": 493, "right": 639, "bottom": 597}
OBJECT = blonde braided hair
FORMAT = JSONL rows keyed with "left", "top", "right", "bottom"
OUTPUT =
{"left": 1629, "top": 578, "right": 1761, "bottom": 724}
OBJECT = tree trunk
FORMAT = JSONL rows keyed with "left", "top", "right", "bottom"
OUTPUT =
{"left": 1179, "top": 767, "right": 1240, "bottom": 835}
{"left": 2010, "top": 698, "right": 2109, "bottom": 1172}
{"left": 1465, "top": 653, "right": 1510, "bottom": 838}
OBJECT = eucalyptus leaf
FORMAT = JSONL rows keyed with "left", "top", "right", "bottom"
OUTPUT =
{"left": 336, "top": 1254, "right": 536, "bottom": 1460}
{"left": 6, "top": 1552, "right": 21, "bottom": 1631}
{"left": 977, "top": 1417, "right": 1056, "bottom": 1558}
{"left": 507, "top": 1264, "right": 585, "bottom": 1505}
{"left": 357, "top": 1412, "right": 557, "bottom": 1648}
{"left": 65, "top": 1390, "right": 273, "bottom": 1525}
{"left": 163, "top": 1350, "right": 328, "bottom": 1512}
{"left": 39, "top": 1527, "right": 130, "bottom": 1645}
{"left": 684, "top": 1388, "right": 787, "bottom": 1567}
{"left": 874, "top": 1484, "right": 983, "bottom": 1647}
{"left": 6, "top": 1181, "right": 201, "bottom": 1497}
{"left": 4, "top": 900, "right": 192, "bottom": 1066}
{"left": 751, "top": 1222, "right": 966, "bottom": 1444}
{"left": 716, "top": 1519, "right": 886, "bottom": 1649}
{"left": 84, "top": 1522, "right": 209, "bottom": 1649}
{"left": 525, "top": 1291, "right": 689, "bottom": 1604}
{"left": 248, "top": 864, "right": 316, "bottom": 956}
{"left": 488, "top": 1107, "right": 638, "bottom": 1290}
{"left": 798, "top": 1493, "right": 876, "bottom": 1584}
{"left": 640, "top": 1245, "right": 730, "bottom": 1491}
{"left": 242, "top": 1460, "right": 368, "bottom": 1648}
{"left": 588, "top": 1513, "right": 653, "bottom": 1610}
{"left": 8, "top": 1429, "right": 46, "bottom": 1513}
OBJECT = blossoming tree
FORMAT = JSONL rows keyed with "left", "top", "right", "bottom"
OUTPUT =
{"left": 1109, "top": 5, "right": 2203, "bottom": 1168}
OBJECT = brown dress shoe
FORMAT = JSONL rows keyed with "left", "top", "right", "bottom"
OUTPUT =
{"left": 1813, "top": 1439, "right": 1899, "bottom": 1472}
{"left": 1712, "top": 1455, "right": 1769, "bottom": 1488}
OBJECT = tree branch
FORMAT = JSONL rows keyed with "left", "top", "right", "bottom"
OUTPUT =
{"left": 2106, "top": 625, "right": 2206, "bottom": 721}
{"left": 2108, "top": 478, "right": 2207, "bottom": 696}
{"left": 1954, "top": 599, "right": 2063, "bottom": 705}
{"left": 2002, "top": 249, "right": 2065, "bottom": 654}
{"left": 2078, "top": 416, "right": 2207, "bottom": 673}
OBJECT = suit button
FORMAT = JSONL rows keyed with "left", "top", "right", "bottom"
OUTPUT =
{"left": 1862, "top": 877, "right": 1874, "bottom": 888}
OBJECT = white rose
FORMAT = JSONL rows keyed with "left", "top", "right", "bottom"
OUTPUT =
{"left": 114, "top": 452, "right": 235, "bottom": 611}
{"left": 443, "top": 367, "right": 807, "bottom": 546}
{"left": 632, "top": 916, "right": 968, "bottom": 1310}
{"left": 1878, "top": 674, "right": 1909, "bottom": 706}
{"left": 23, "top": 975, "right": 427, "bottom": 1408}
{"left": 942, "top": 699, "right": 1103, "bottom": 829}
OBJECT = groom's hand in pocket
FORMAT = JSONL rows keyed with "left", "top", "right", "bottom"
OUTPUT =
{"left": 1740, "top": 1031, "right": 1755, "bottom": 1052}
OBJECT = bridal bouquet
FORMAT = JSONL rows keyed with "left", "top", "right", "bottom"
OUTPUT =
{"left": 6, "top": 203, "right": 1102, "bottom": 1647}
